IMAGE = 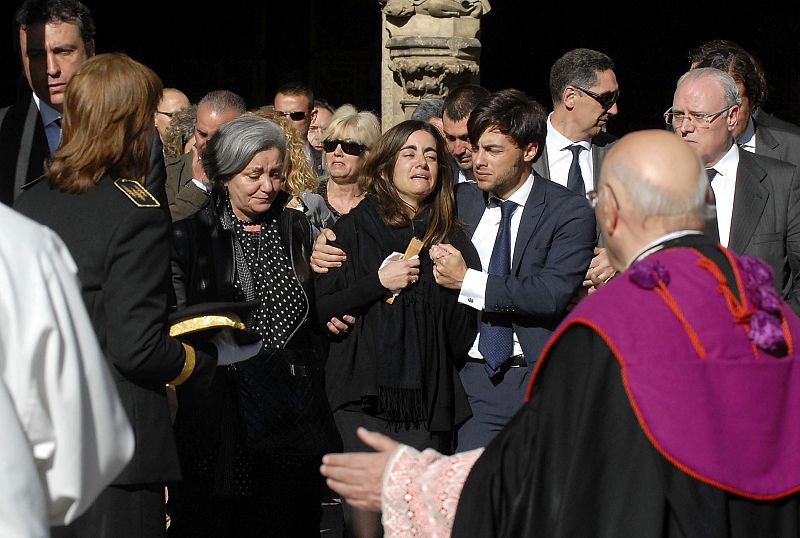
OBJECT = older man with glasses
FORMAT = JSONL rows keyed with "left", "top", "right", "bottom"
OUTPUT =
{"left": 668, "top": 66, "right": 800, "bottom": 316}
{"left": 534, "top": 47, "right": 621, "bottom": 299}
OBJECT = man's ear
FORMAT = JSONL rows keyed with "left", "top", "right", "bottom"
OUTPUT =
{"left": 562, "top": 85, "right": 577, "bottom": 110}
{"left": 85, "top": 39, "right": 95, "bottom": 58}
{"left": 522, "top": 142, "right": 538, "bottom": 164}
{"left": 726, "top": 104, "right": 740, "bottom": 132}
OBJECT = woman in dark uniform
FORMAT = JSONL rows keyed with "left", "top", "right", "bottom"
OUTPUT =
{"left": 14, "top": 53, "right": 221, "bottom": 537}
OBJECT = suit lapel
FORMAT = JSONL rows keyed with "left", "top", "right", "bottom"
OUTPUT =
{"left": 754, "top": 119, "right": 780, "bottom": 155}
{"left": 511, "top": 174, "right": 547, "bottom": 272}
{"left": 532, "top": 146, "right": 550, "bottom": 179}
{"left": 459, "top": 185, "right": 489, "bottom": 238}
{"left": 729, "top": 151, "right": 769, "bottom": 252}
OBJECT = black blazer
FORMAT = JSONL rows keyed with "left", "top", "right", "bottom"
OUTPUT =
{"left": 727, "top": 150, "right": 800, "bottom": 315}
{"left": 0, "top": 95, "right": 49, "bottom": 205}
{"left": 532, "top": 131, "right": 616, "bottom": 188}
{"left": 455, "top": 175, "right": 596, "bottom": 362}
{"left": 14, "top": 175, "right": 215, "bottom": 485}
{"left": 753, "top": 117, "right": 800, "bottom": 169}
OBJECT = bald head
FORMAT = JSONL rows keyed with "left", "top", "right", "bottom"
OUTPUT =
{"left": 155, "top": 88, "right": 190, "bottom": 141}
{"left": 598, "top": 130, "right": 708, "bottom": 269}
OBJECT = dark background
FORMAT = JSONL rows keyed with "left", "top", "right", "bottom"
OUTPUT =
{"left": 2, "top": 1, "right": 799, "bottom": 136}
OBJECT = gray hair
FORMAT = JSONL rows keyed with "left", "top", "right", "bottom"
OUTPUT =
{"left": 410, "top": 99, "right": 444, "bottom": 123}
{"left": 608, "top": 152, "right": 714, "bottom": 222}
{"left": 322, "top": 104, "right": 381, "bottom": 149}
{"left": 202, "top": 116, "right": 286, "bottom": 187}
{"left": 198, "top": 89, "right": 247, "bottom": 115}
{"left": 676, "top": 67, "right": 742, "bottom": 109}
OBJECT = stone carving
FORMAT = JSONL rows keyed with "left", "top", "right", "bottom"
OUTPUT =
{"left": 380, "top": 0, "right": 491, "bottom": 19}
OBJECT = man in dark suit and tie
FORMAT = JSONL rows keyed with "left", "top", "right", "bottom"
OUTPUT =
{"left": 0, "top": 0, "right": 94, "bottom": 206}
{"left": 667, "top": 67, "right": 800, "bottom": 315}
{"left": 0, "top": 0, "right": 168, "bottom": 208}
{"left": 689, "top": 39, "right": 800, "bottom": 169}
{"left": 430, "top": 89, "right": 596, "bottom": 450}
{"left": 534, "top": 48, "right": 620, "bottom": 295}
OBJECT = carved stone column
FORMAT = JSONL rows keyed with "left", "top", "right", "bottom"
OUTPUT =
{"left": 379, "top": 1, "right": 491, "bottom": 130}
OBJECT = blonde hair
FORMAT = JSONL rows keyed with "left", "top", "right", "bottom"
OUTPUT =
{"left": 47, "top": 53, "right": 162, "bottom": 192}
{"left": 322, "top": 104, "right": 381, "bottom": 149}
{"left": 246, "top": 105, "right": 317, "bottom": 197}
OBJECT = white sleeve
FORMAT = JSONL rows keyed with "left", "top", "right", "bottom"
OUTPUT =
{"left": 3, "top": 228, "right": 135, "bottom": 526}
{"left": 0, "top": 379, "right": 48, "bottom": 538}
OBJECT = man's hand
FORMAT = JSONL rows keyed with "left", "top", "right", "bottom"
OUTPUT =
{"left": 320, "top": 428, "right": 400, "bottom": 512}
{"left": 311, "top": 229, "right": 347, "bottom": 274}
{"left": 583, "top": 247, "right": 616, "bottom": 292}
{"left": 378, "top": 254, "right": 420, "bottom": 290}
{"left": 431, "top": 243, "right": 467, "bottom": 290}
{"left": 191, "top": 145, "right": 210, "bottom": 187}
{"left": 326, "top": 315, "right": 356, "bottom": 335}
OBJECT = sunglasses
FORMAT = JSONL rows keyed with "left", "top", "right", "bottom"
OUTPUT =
{"left": 156, "top": 110, "right": 175, "bottom": 118}
{"left": 574, "top": 86, "right": 620, "bottom": 109}
{"left": 276, "top": 110, "right": 307, "bottom": 121}
{"left": 323, "top": 139, "right": 368, "bottom": 156}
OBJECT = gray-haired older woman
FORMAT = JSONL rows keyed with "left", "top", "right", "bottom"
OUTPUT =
{"left": 168, "top": 115, "right": 338, "bottom": 536}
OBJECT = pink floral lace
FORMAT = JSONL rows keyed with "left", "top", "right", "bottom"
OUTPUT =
{"left": 382, "top": 446, "right": 484, "bottom": 537}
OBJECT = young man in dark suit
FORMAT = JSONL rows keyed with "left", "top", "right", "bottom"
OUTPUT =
{"left": 430, "top": 89, "right": 596, "bottom": 450}
{"left": 668, "top": 66, "right": 800, "bottom": 315}
{"left": 0, "top": 0, "right": 168, "bottom": 208}
{"left": 0, "top": 0, "right": 94, "bottom": 206}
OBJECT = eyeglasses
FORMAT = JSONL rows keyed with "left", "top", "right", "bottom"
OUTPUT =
{"left": 276, "top": 110, "right": 307, "bottom": 121}
{"left": 156, "top": 110, "right": 175, "bottom": 118}
{"left": 663, "top": 105, "right": 733, "bottom": 129}
{"left": 574, "top": 86, "right": 620, "bottom": 109}
{"left": 587, "top": 183, "right": 620, "bottom": 210}
{"left": 322, "top": 139, "right": 368, "bottom": 156}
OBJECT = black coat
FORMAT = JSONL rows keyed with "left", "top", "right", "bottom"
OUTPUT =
{"left": 15, "top": 175, "right": 215, "bottom": 485}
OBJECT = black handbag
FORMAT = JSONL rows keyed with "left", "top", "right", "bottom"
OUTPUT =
{"left": 229, "top": 347, "right": 339, "bottom": 455}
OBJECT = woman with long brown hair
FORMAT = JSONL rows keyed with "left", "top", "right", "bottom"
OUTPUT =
{"left": 314, "top": 119, "right": 479, "bottom": 537}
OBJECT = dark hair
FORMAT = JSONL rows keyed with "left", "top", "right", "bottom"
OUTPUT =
{"left": 14, "top": 0, "right": 95, "bottom": 52}
{"left": 410, "top": 98, "right": 444, "bottom": 122}
{"left": 689, "top": 39, "right": 768, "bottom": 111}
{"left": 314, "top": 98, "right": 335, "bottom": 114}
{"left": 467, "top": 89, "right": 547, "bottom": 155}
{"left": 274, "top": 81, "right": 314, "bottom": 109}
{"left": 549, "top": 48, "right": 615, "bottom": 104}
{"left": 360, "top": 120, "right": 458, "bottom": 246}
{"left": 442, "top": 84, "right": 490, "bottom": 121}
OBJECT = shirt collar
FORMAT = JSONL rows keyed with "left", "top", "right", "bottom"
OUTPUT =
{"left": 546, "top": 113, "right": 591, "bottom": 151}
{"left": 628, "top": 230, "right": 704, "bottom": 267}
{"left": 32, "top": 93, "right": 61, "bottom": 127}
{"left": 490, "top": 172, "right": 534, "bottom": 207}
{"left": 737, "top": 116, "right": 756, "bottom": 149}
{"left": 709, "top": 141, "right": 739, "bottom": 179}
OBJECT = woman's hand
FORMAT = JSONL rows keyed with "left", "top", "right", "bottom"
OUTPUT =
{"left": 378, "top": 254, "right": 420, "bottom": 290}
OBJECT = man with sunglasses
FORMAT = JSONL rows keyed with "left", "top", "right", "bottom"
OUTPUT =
{"left": 154, "top": 87, "right": 190, "bottom": 144}
{"left": 535, "top": 48, "right": 620, "bottom": 298}
{"left": 274, "top": 81, "right": 325, "bottom": 177}
{"left": 668, "top": 67, "right": 800, "bottom": 315}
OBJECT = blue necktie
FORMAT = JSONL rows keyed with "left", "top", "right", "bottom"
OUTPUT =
{"left": 479, "top": 199, "right": 518, "bottom": 376}
{"left": 566, "top": 144, "right": 585, "bottom": 196}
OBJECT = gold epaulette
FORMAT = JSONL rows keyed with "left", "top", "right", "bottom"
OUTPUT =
{"left": 169, "top": 313, "right": 247, "bottom": 338}
{"left": 114, "top": 178, "right": 160, "bottom": 207}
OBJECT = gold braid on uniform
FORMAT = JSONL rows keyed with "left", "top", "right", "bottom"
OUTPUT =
{"left": 168, "top": 343, "right": 196, "bottom": 386}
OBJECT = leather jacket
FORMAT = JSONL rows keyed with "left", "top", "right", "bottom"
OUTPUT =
{"left": 171, "top": 190, "right": 318, "bottom": 350}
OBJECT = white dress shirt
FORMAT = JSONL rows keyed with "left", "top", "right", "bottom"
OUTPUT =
{"left": 709, "top": 143, "right": 740, "bottom": 248}
{"left": 32, "top": 93, "right": 62, "bottom": 153}
{"left": 544, "top": 114, "right": 594, "bottom": 191}
{"left": 459, "top": 173, "right": 534, "bottom": 359}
